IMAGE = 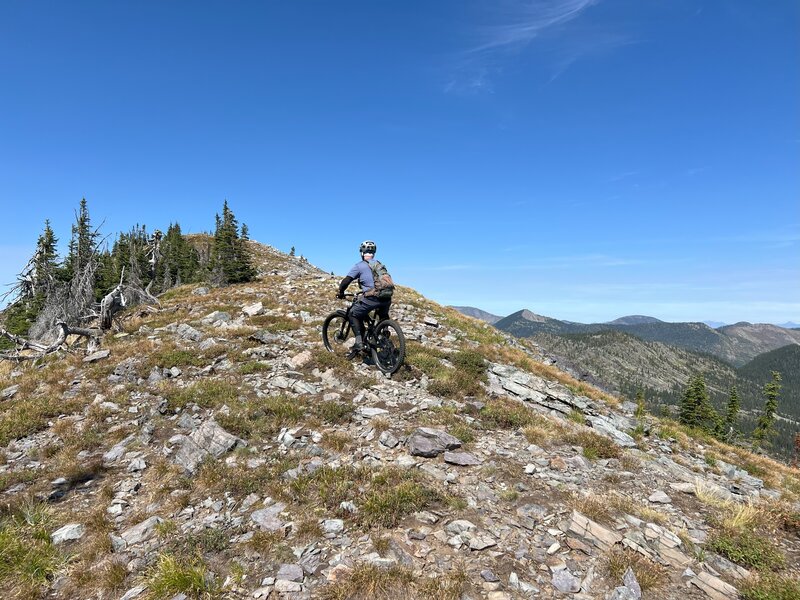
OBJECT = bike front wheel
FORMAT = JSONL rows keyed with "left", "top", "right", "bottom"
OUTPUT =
{"left": 322, "top": 310, "right": 353, "bottom": 357}
{"left": 370, "top": 319, "right": 406, "bottom": 375}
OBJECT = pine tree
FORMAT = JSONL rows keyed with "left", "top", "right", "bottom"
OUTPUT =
{"left": 63, "top": 198, "right": 98, "bottom": 281}
{"left": 752, "top": 371, "right": 782, "bottom": 449}
{"left": 240, "top": 223, "right": 249, "bottom": 241}
{"left": 2, "top": 221, "right": 61, "bottom": 339}
{"left": 156, "top": 223, "right": 201, "bottom": 292}
{"left": 212, "top": 201, "right": 256, "bottom": 284}
{"left": 679, "top": 374, "right": 719, "bottom": 433}
{"left": 32, "top": 220, "right": 59, "bottom": 294}
{"left": 724, "top": 385, "right": 740, "bottom": 439}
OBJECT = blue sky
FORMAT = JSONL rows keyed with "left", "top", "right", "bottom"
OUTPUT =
{"left": 1, "top": 1, "right": 798, "bottom": 324}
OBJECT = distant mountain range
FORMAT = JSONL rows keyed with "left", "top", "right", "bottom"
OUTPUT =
{"left": 491, "top": 310, "right": 800, "bottom": 367}
{"left": 449, "top": 306, "right": 502, "bottom": 325}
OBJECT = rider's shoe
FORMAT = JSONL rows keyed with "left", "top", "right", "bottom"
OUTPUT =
{"left": 346, "top": 343, "right": 363, "bottom": 360}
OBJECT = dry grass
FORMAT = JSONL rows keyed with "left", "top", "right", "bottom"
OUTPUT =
{"left": 565, "top": 429, "right": 622, "bottom": 460}
{"left": 606, "top": 492, "right": 670, "bottom": 526}
{"left": 568, "top": 493, "right": 613, "bottom": 524}
{"left": 320, "top": 563, "right": 468, "bottom": 600}
{"left": 522, "top": 414, "right": 567, "bottom": 447}
{"left": 605, "top": 547, "right": 667, "bottom": 592}
{"left": 286, "top": 465, "right": 445, "bottom": 529}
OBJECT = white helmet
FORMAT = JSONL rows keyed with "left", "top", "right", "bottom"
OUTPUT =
{"left": 359, "top": 240, "right": 377, "bottom": 255}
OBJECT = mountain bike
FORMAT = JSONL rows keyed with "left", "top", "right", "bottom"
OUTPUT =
{"left": 322, "top": 293, "right": 406, "bottom": 375}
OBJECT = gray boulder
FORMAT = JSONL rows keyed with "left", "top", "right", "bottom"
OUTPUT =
{"left": 407, "top": 427, "right": 462, "bottom": 458}
{"left": 173, "top": 420, "right": 244, "bottom": 473}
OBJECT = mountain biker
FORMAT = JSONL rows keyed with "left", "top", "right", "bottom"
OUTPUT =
{"left": 336, "top": 240, "right": 391, "bottom": 358}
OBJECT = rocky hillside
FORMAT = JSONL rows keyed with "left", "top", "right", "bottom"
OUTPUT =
{"left": 0, "top": 241, "right": 799, "bottom": 600}
{"left": 451, "top": 307, "right": 503, "bottom": 325}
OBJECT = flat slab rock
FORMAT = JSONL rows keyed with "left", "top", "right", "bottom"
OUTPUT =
{"left": 406, "top": 427, "right": 462, "bottom": 458}
{"left": 83, "top": 349, "right": 111, "bottom": 363}
{"left": 443, "top": 451, "right": 481, "bottom": 466}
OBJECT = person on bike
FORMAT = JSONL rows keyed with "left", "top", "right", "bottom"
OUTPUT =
{"left": 336, "top": 240, "right": 391, "bottom": 358}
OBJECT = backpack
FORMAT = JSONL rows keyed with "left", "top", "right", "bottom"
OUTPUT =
{"left": 365, "top": 260, "right": 394, "bottom": 299}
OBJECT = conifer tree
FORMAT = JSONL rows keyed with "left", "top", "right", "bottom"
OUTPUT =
{"left": 2, "top": 220, "right": 61, "bottom": 339}
{"left": 32, "top": 220, "right": 59, "bottom": 294}
{"left": 240, "top": 223, "right": 249, "bottom": 241}
{"left": 211, "top": 201, "right": 256, "bottom": 284}
{"left": 63, "top": 198, "right": 98, "bottom": 281}
{"left": 679, "top": 374, "right": 719, "bottom": 433}
{"left": 724, "top": 385, "right": 740, "bottom": 439}
{"left": 753, "top": 371, "right": 782, "bottom": 449}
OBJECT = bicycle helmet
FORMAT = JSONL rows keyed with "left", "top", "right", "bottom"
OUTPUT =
{"left": 359, "top": 240, "right": 377, "bottom": 255}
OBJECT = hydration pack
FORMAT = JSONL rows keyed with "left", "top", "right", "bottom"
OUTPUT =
{"left": 365, "top": 260, "right": 394, "bottom": 299}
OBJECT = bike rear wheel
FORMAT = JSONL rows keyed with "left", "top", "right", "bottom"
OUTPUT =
{"left": 322, "top": 310, "right": 353, "bottom": 357}
{"left": 370, "top": 319, "right": 406, "bottom": 375}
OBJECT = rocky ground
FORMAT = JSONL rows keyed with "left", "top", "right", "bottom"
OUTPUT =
{"left": 0, "top": 242, "right": 798, "bottom": 600}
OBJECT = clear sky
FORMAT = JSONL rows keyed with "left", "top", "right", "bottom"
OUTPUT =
{"left": 1, "top": 1, "right": 798, "bottom": 324}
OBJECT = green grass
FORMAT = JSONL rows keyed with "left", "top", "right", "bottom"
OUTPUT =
{"left": 249, "top": 314, "right": 301, "bottom": 332}
{"left": 313, "top": 400, "right": 354, "bottom": 424}
{"left": 216, "top": 394, "right": 305, "bottom": 439}
{"left": 146, "top": 553, "right": 219, "bottom": 599}
{"left": 480, "top": 398, "right": 534, "bottom": 429}
{"left": 361, "top": 476, "right": 443, "bottom": 528}
{"left": 0, "top": 502, "right": 66, "bottom": 598}
{"left": 165, "top": 380, "right": 240, "bottom": 411}
{"left": 707, "top": 528, "right": 786, "bottom": 571}
{"left": 239, "top": 361, "right": 270, "bottom": 374}
{"left": 740, "top": 574, "right": 800, "bottom": 600}
{"left": 427, "top": 350, "right": 488, "bottom": 398}
{"left": 287, "top": 465, "right": 445, "bottom": 528}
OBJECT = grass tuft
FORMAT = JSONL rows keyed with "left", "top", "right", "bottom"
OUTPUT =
{"left": 605, "top": 547, "right": 667, "bottom": 592}
{"left": 146, "top": 553, "right": 219, "bottom": 599}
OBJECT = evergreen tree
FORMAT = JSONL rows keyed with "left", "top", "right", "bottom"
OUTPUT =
{"left": 2, "top": 221, "right": 60, "bottom": 339}
{"left": 156, "top": 223, "right": 201, "bottom": 291}
{"left": 724, "top": 385, "right": 740, "bottom": 439}
{"left": 32, "top": 220, "right": 59, "bottom": 294}
{"left": 63, "top": 198, "right": 98, "bottom": 281}
{"left": 753, "top": 371, "right": 782, "bottom": 449}
{"left": 211, "top": 201, "right": 256, "bottom": 284}
{"left": 240, "top": 223, "right": 249, "bottom": 241}
{"left": 679, "top": 374, "right": 719, "bottom": 433}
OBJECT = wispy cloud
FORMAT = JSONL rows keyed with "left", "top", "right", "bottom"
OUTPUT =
{"left": 470, "top": 0, "right": 599, "bottom": 54}
{"left": 446, "top": 0, "right": 634, "bottom": 94}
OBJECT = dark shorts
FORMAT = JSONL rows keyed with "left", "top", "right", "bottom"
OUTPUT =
{"left": 350, "top": 296, "right": 391, "bottom": 322}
